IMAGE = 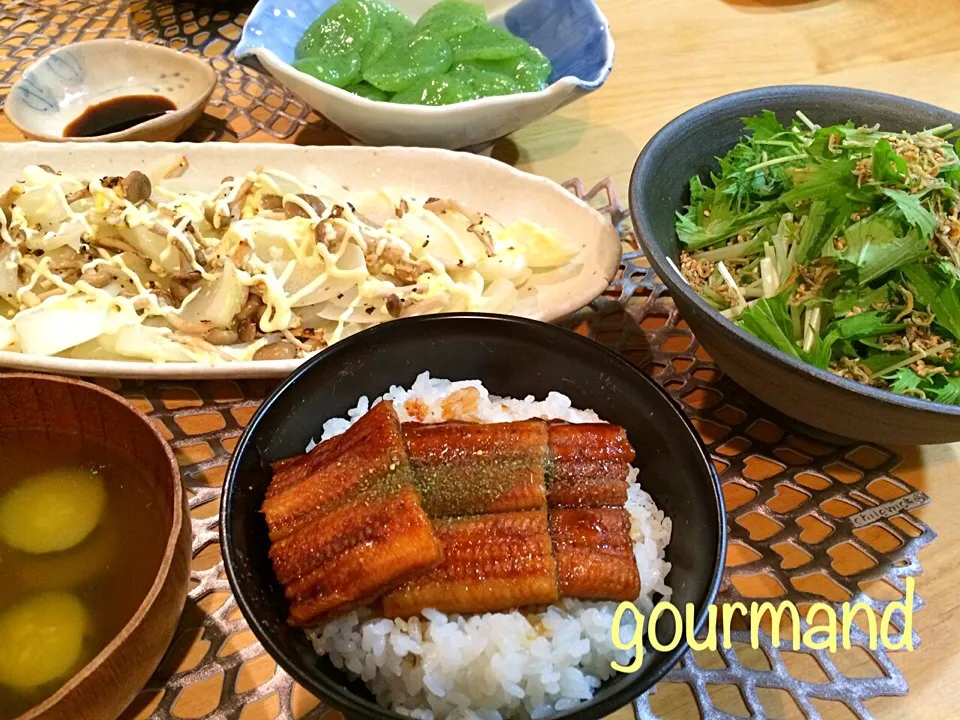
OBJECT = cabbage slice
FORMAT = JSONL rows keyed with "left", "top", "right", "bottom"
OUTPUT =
{"left": 178, "top": 259, "right": 248, "bottom": 329}
{"left": 111, "top": 325, "right": 197, "bottom": 362}
{"left": 499, "top": 220, "right": 580, "bottom": 268}
{"left": 16, "top": 187, "right": 69, "bottom": 231}
{"left": 117, "top": 223, "right": 182, "bottom": 275}
{"left": 0, "top": 317, "right": 16, "bottom": 351}
{"left": 24, "top": 218, "right": 86, "bottom": 254}
{"left": 65, "top": 337, "right": 131, "bottom": 362}
{"left": 0, "top": 245, "right": 19, "bottom": 301}
{"left": 13, "top": 296, "right": 110, "bottom": 356}
{"left": 481, "top": 277, "right": 518, "bottom": 312}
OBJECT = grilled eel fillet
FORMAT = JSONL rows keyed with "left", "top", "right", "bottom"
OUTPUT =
{"left": 261, "top": 401, "right": 443, "bottom": 627}
{"left": 547, "top": 423, "right": 635, "bottom": 509}
{"left": 264, "top": 411, "right": 639, "bottom": 623}
{"left": 381, "top": 506, "right": 639, "bottom": 617}
{"left": 263, "top": 400, "right": 412, "bottom": 541}
{"left": 270, "top": 417, "right": 633, "bottom": 521}
{"left": 402, "top": 420, "right": 549, "bottom": 516}
{"left": 274, "top": 486, "right": 442, "bottom": 626}
{"left": 549, "top": 508, "right": 640, "bottom": 601}
{"left": 402, "top": 420, "right": 635, "bottom": 514}
{"left": 382, "top": 510, "right": 558, "bottom": 618}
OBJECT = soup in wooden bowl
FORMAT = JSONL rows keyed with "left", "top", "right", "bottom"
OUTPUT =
{"left": 0, "top": 373, "right": 191, "bottom": 720}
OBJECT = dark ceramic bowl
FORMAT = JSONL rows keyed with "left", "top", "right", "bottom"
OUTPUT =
{"left": 631, "top": 85, "right": 960, "bottom": 446}
{"left": 221, "top": 314, "right": 725, "bottom": 720}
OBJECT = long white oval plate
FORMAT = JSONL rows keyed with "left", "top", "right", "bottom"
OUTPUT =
{"left": 0, "top": 142, "right": 621, "bottom": 379}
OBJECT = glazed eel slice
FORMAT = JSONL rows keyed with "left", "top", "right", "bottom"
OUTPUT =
{"left": 261, "top": 401, "right": 443, "bottom": 627}
{"left": 382, "top": 421, "right": 639, "bottom": 615}
{"left": 273, "top": 485, "right": 443, "bottom": 627}
{"left": 381, "top": 509, "right": 558, "bottom": 618}
{"left": 380, "top": 506, "right": 639, "bottom": 618}
{"left": 546, "top": 422, "right": 635, "bottom": 509}
{"left": 400, "top": 419, "right": 635, "bottom": 515}
{"left": 549, "top": 507, "right": 640, "bottom": 601}
{"left": 546, "top": 424, "right": 638, "bottom": 600}
{"left": 264, "top": 410, "right": 639, "bottom": 624}
{"left": 262, "top": 400, "right": 411, "bottom": 542}
{"left": 402, "top": 420, "right": 549, "bottom": 517}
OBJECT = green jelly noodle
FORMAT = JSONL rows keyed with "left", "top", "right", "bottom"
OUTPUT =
{"left": 292, "top": 0, "right": 551, "bottom": 104}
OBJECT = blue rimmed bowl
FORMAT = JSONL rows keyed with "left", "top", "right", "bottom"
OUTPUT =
{"left": 235, "top": 0, "right": 614, "bottom": 150}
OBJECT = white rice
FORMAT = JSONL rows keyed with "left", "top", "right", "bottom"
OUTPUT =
{"left": 306, "top": 373, "right": 673, "bottom": 720}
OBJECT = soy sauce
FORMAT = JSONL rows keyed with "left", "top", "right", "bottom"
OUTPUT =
{"left": 63, "top": 95, "right": 177, "bottom": 138}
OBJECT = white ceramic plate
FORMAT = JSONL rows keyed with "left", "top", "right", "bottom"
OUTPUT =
{"left": 0, "top": 142, "right": 621, "bottom": 379}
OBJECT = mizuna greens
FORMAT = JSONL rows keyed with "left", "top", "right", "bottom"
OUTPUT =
{"left": 675, "top": 111, "right": 960, "bottom": 404}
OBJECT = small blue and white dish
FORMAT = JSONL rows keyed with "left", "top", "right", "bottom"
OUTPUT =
{"left": 7, "top": 39, "right": 217, "bottom": 143}
{"left": 235, "top": 0, "right": 614, "bottom": 150}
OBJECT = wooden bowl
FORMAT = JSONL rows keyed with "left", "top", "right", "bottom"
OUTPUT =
{"left": 0, "top": 373, "right": 191, "bottom": 720}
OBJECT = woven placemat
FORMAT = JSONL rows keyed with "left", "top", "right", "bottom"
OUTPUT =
{"left": 66, "top": 178, "right": 932, "bottom": 720}
{"left": 0, "top": 4, "right": 938, "bottom": 717}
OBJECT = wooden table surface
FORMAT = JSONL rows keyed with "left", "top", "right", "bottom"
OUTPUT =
{"left": 3, "top": 0, "right": 960, "bottom": 718}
